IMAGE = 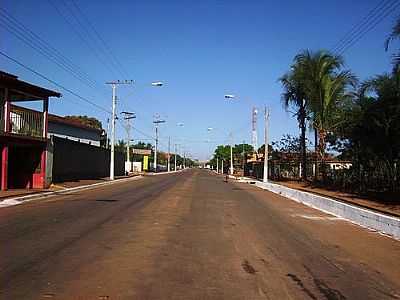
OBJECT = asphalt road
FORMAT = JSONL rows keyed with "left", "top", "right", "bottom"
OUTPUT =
{"left": 1, "top": 169, "right": 399, "bottom": 299}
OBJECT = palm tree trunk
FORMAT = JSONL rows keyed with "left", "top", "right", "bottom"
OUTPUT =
{"left": 314, "top": 126, "right": 318, "bottom": 180}
{"left": 299, "top": 106, "right": 307, "bottom": 181}
{"left": 318, "top": 129, "right": 327, "bottom": 182}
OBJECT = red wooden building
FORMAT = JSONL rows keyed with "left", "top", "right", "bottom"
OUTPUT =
{"left": 0, "top": 71, "right": 61, "bottom": 190}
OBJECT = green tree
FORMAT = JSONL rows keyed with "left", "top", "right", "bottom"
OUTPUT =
{"left": 295, "top": 50, "right": 356, "bottom": 178}
{"left": 280, "top": 63, "right": 309, "bottom": 180}
{"left": 385, "top": 17, "right": 400, "bottom": 72}
{"left": 64, "top": 115, "right": 103, "bottom": 130}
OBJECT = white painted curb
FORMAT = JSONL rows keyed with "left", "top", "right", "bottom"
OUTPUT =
{"left": 253, "top": 181, "right": 400, "bottom": 240}
{"left": 0, "top": 176, "right": 143, "bottom": 208}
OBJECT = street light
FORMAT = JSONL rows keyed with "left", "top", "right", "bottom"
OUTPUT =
{"left": 151, "top": 81, "right": 164, "bottom": 87}
{"left": 224, "top": 95, "right": 235, "bottom": 175}
{"left": 224, "top": 94, "right": 236, "bottom": 100}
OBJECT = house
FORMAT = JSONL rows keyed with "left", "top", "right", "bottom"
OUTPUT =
{"left": 47, "top": 114, "right": 103, "bottom": 147}
{"left": 0, "top": 71, "right": 61, "bottom": 190}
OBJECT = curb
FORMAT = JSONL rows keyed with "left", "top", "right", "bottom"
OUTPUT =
{"left": 0, "top": 176, "right": 143, "bottom": 208}
{"left": 251, "top": 180, "right": 400, "bottom": 241}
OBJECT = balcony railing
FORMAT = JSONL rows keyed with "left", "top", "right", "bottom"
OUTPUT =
{"left": 8, "top": 106, "right": 44, "bottom": 138}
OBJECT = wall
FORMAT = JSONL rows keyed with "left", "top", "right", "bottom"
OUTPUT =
{"left": 48, "top": 121, "right": 101, "bottom": 147}
{"left": 51, "top": 136, "right": 124, "bottom": 182}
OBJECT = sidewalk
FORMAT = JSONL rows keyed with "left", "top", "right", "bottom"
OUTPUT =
{"left": 0, "top": 175, "right": 137, "bottom": 208}
{"left": 0, "top": 171, "right": 184, "bottom": 208}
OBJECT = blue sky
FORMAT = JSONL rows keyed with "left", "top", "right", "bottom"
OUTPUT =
{"left": 1, "top": 0, "right": 397, "bottom": 160}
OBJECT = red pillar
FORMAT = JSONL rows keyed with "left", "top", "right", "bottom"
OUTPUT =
{"left": 1, "top": 145, "right": 8, "bottom": 191}
{"left": 40, "top": 148, "right": 46, "bottom": 188}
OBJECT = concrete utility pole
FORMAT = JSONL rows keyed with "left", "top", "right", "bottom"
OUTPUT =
{"left": 153, "top": 116, "right": 165, "bottom": 173}
{"left": 216, "top": 157, "right": 219, "bottom": 173}
{"left": 230, "top": 132, "right": 234, "bottom": 175}
{"left": 221, "top": 159, "right": 224, "bottom": 174}
{"left": 121, "top": 111, "right": 136, "bottom": 174}
{"left": 106, "top": 80, "right": 133, "bottom": 180}
{"left": 263, "top": 106, "right": 270, "bottom": 183}
{"left": 167, "top": 136, "right": 171, "bottom": 172}
{"left": 174, "top": 144, "right": 178, "bottom": 171}
{"left": 183, "top": 148, "right": 186, "bottom": 169}
{"left": 242, "top": 141, "right": 245, "bottom": 175}
{"left": 106, "top": 118, "right": 110, "bottom": 149}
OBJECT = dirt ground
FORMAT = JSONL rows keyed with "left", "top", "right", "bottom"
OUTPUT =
{"left": 1, "top": 169, "right": 399, "bottom": 299}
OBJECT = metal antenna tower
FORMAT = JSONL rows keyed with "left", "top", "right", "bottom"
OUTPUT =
{"left": 251, "top": 107, "right": 258, "bottom": 153}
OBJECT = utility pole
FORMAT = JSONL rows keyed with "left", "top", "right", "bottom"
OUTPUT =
{"left": 242, "top": 140, "right": 245, "bottom": 176}
{"left": 167, "top": 136, "right": 171, "bottom": 172}
{"left": 230, "top": 132, "right": 234, "bottom": 175}
{"left": 121, "top": 111, "right": 136, "bottom": 174}
{"left": 263, "top": 106, "right": 270, "bottom": 183}
{"left": 106, "top": 118, "right": 110, "bottom": 149}
{"left": 153, "top": 116, "right": 165, "bottom": 173}
{"left": 174, "top": 144, "right": 178, "bottom": 171}
{"left": 183, "top": 148, "right": 186, "bottom": 169}
{"left": 106, "top": 80, "right": 133, "bottom": 180}
{"left": 221, "top": 159, "right": 224, "bottom": 174}
{"left": 216, "top": 157, "right": 219, "bottom": 173}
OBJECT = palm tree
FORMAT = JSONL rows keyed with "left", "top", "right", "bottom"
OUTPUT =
{"left": 295, "top": 50, "right": 356, "bottom": 179}
{"left": 385, "top": 18, "right": 400, "bottom": 72}
{"left": 280, "top": 66, "right": 309, "bottom": 181}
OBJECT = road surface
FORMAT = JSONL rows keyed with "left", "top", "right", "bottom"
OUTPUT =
{"left": 1, "top": 169, "right": 399, "bottom": 299}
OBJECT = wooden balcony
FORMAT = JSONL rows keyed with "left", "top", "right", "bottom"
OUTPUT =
{"left": 1, "top": 105, "right": 44, "bottom": 139}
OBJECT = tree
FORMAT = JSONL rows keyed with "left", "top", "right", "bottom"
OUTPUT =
{"left": 385, "top": 17, "right": 400, "bottom": 73}
{"left": 280, "top": 63, "right": 309, "bottom": 180}
{"left": 295, "top": 50, "right": 356, "bottom": 179}
{"left": 64, "top": 115, "right": 103, "bottom": 130}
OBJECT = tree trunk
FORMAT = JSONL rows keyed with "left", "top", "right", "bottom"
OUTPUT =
{"left": 314, "top": 126, "right": 318, "bottom": 181}
{"left": 299, "top": 107, "right": 307, "bottom": 181}
{"left": 318, "top": 129, "right": 327, "bottom": 182}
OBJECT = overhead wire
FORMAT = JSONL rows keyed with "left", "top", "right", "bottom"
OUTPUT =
{"left": 0, "top": 8, "right": 101, "bottom": 90}
{"left": 331, "top": 0, "right": 400, "bottom": 55}
{"left": 0, "top": 50, "right": 112, "bottom": 114}
{"left": 331, "top": 0, "right": 391, "bottom": 52}
{"left": 0, "top": 12, "right": 104, "bottom": 93}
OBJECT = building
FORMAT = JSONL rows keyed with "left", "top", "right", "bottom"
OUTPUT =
{"left": 48, "top": 114, "right": 103, "bottom": 147}
{"left": 0, "top": 71, "right": 61, "bottom": 190}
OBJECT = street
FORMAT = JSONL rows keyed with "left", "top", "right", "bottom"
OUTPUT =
{"left": 1, "top": 169, "right": 399, "bottom": 299}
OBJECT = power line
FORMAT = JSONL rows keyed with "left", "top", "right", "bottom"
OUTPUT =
{"left": 331, "top": 0, "right": 391, "bottom": 52}
{"left": 338, "top": 1, "right": 400, "bottom": 55}
{"left": 46, "top": 0, "right": 119, "bottom": 78}
{"left": 0, "top": 16, "right": 101, "bottom": 92}
{"left": 0, "top": 8, "right": 101, "bottom": 90}
{"left": 0, "top": 50, "right": 111, "bottom": 114}
{"left": 50, "top": 0, "right": 140, "bottom": 123}
{"left": 69, "top": 0, "right": 129, "bottom": 78}
{"left": 332, "top": 0, "right": 400, "bottom": 55}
